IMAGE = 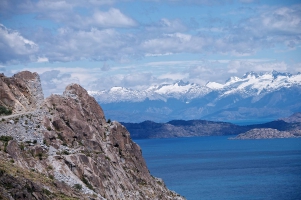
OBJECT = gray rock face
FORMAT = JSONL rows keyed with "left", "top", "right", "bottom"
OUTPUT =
{"left": 0, "top": 71, "right": 44, "bottom": 114}
{"left": 282, "top": 112, "right": 301, "bottom": 123}
{"left": 0, "top": 72, "right": 184, "bottom": 200}
{"left": 231, "top": 128, "right": 296, "bottom": 139}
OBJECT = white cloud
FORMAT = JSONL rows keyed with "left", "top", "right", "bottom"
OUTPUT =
{"left": 145, "top": 18, "right": 188, "bottom": 33}
{"left": 0, "top": 65, "right": 6, "bottom": 73}
{"left": 0, "top": 0, "right": 117, "bottom": 16}
{"left": 40, "top": 27, "right": 136, "bottom": 62}
{"left": 92, "top": 8, "right": 136, "bottom": 27}
{"left": 261, "top": 7, "right": 301, "bottom": 34}
{"left": 141, "top": 33, "right": 206, "bottom": 55}
{"left": 1, "top": 1, "right": 300, "bottom": 75}
{"left": 36, "top": 0, "right": 73, "bottom": 11}
{"left": 225, "top": 60, "right": 289, "bottom": 77}
{"left": 0, "top": 24, "right": 38, "bottom": 64}
{"left": 14, "top": 58, "right": 298, "bottom": 96}
{"left": 37, "top": 57, "right": 49, "bottom": 63}
{"left": 40, "top": 70, "right": 80, "bottom": 97}
{"left": 145, "top": 52, "right": 173, "bottom": 57}
{"left": 292, "top": 62, "right": 301, "bottom": 73}
{"left": 239, "top": 0, "right": 257, "bottom": 3}
{"left": 158, "top": 72, "right": 189, "bottom": 80}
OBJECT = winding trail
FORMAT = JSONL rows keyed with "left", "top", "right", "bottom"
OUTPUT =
{"left": 0, "top": 111, "right": 33, "bottom": 121}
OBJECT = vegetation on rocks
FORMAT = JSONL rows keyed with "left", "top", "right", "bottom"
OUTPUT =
{"left": 0, "top": 106, "right": 12, "bottom": 115}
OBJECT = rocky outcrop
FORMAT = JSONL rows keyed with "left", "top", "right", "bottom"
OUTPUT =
{"left": 231, "top": 113, "right": 301, "bottom": 140}
{"left": 230, "top": 128, "right": 296, "bottom": 139}
{"left": 0, "top": 72, "right": 184, "bottom": 200}
{"left": 0, "top": 71, "right": 44, "bottom": 114}
{"left": 282, "top": 112, "right": 301, "bottom": 123}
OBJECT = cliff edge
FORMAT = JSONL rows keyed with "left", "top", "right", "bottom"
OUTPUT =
{"left": 0, "top": 71, "right": 184, "bottom": 200}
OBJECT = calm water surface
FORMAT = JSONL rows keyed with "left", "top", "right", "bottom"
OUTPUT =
{"left": 135, "top": 136, "right": 301, "bottom": 200}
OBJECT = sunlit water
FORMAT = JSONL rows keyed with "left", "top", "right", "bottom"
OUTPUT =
{"left": 135, "top": 136, "right": 301, "bottom": 200}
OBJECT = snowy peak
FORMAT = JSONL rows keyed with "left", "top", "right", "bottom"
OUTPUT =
{"left": 89, "top": 81, "right": 211, "bottom": 103}
{"left": 88, "top": 71, "right": 301, "bottom": 103}
{"left": 221, "top": 70, "right": 301, "bottom": 96}
{"left": 206, "top": 81, "right": 224, "bottom": 90}
{"left": 242, "top": 71, "right": 259, "bottom": 79}
{"left": 271, "top": 70, "right": 292, "bottom": 78}
{"left": 154, "top": 81, "right": 194, "bottom": 95}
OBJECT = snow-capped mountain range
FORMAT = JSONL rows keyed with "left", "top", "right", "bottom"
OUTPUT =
{"left": 89, "top": 71, "right": 301, "bottom": 103}
{"left": 88, "top": 80, "right": 211, "bottom": 103}
{"left": 88, "top": 71, "right": 301, "bottom": 123}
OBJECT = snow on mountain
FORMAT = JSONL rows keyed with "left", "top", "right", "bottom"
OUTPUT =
{"left": 89, "top": 86, "right": 147, "bottom": 103}
{"left": 206, "top": 82, "right": 224, "bottom": 89}
{"left": 220, "top": 71, "right": 301, "bottom": 97}
{"left": 88, "top": 71, "right": 301, "bottom": 104}
{"left": 89, "top": 80, "right": 211, "bottom": 103}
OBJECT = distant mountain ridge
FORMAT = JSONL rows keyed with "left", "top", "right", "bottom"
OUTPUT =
{"left": 121, "top": 112, "right": 301, "bottom": 139}
{"left": 89, "top": 71, "right": 301, "bottom": 122}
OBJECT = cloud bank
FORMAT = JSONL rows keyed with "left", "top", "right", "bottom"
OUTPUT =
{"left": 0, "top": 0, "right": 300, "bottom": 96}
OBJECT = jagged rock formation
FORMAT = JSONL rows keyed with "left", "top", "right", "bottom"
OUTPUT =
{"left": 230, "top": 128, "right": 296, "bottom": 139}
{"left": 0, "top": 71, "right": 44, "bottom": 114}
{"left": 0, "top": 71, "right": 184, "bottom": 200}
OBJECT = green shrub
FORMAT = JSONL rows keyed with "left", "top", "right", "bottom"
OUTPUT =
{"left": 73, "top": 184, "right": 82, "bottom": 190}
{"left": 0, "top": 106, "right": 12, "bottom": 115}
{"left": 43, "top": 188, "right": 51, "bottom": 196}
{"left": 37, "top": 153, "right": 43, "bottom": 160}
{"left": 81, "top": 176, "right": 93, "bottom": 190}
{"left": 0, "top": 135, "right": 13, "bottom": 153}
{"left": 57, "top": 133, "right": 64, "bottom": 141}
{"left": 62, "top": 150, "right": 69, "bottom": 155}
{"left": 0, "top": 135, "right": 13, "bottom": 142}
{"left": 20, "top": 143, "right": 25, "bottom": 151}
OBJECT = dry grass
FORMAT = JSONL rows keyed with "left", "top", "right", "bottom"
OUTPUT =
{"left": 0, "top": 155, "right": 80, "bottom": 200}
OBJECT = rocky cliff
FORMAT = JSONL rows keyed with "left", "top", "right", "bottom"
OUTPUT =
{"left": 0, "top": 71, "right": 44, "bottom": 114}
{"left": 0, "top": 71, "right": 184, "bottom": 200}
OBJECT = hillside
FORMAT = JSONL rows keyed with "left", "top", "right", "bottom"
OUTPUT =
{"left": 0, "top": 71, "right": 184, "bottom": 200}
{"left": 122, "top": 113, "right": 301, "bottom": 139}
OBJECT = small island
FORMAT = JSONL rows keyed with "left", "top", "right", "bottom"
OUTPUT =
{"left": 230, "top": 128, "right": 297, "bottom": 140}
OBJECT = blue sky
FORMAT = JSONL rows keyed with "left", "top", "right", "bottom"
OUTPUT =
{"left": 0, "top": 0, "right": 301, "bottom": 96}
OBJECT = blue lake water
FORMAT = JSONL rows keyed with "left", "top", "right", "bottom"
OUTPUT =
{"left": 135, "top": 136, "right": 301, "bottom": 200}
